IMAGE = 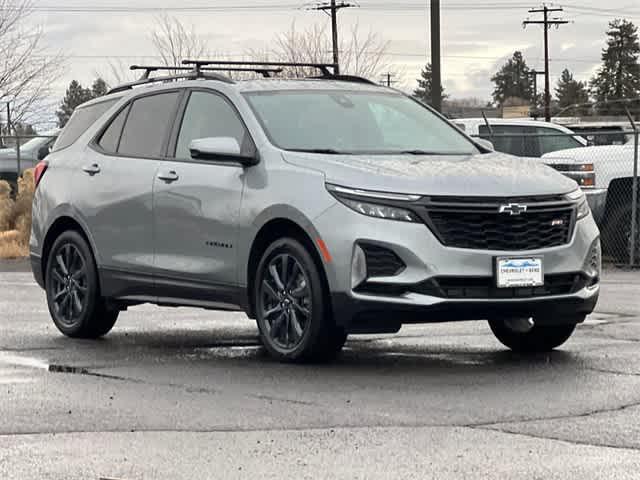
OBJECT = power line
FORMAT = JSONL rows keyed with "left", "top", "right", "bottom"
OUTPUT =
{"left": 380, "top": 72, "right": 397, "bottom": 87}
{"left": 524, "top": 5, "right": 569, "bottom": 122}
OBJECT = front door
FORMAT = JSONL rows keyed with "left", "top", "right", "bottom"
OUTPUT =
{"left": 152, "top": 89, "right": 255, "bottom": 306}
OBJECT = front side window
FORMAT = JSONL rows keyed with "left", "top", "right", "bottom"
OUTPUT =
{"left": 54, "top": 98, "right": 119, "bottom": 151}
{"left": 118, "top": 92, "right": 180, "bottom": 158}
{"left": 175, "top": 91, "right": 252, "bottom": 159}
{"left": 479, "top": 125, "right": 527, "bottom": 157}
{"left": 244, "top": 90, "right": 478, "bottom": 155}
{"left": 536, "top": 127, "right": 582, "bottom": 155}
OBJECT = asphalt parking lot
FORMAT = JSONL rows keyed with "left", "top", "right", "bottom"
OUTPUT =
{"left": 1, "top": 260, "right": 640, "bottom": 479}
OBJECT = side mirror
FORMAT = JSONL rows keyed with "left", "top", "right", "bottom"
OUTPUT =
{"left": 475, "top": 138, "right": 494, "bottom": 151}
{"left": 37, "top": 145, "right": 50, "bottom": 160}
{"left": 189, "top": 137, "right": 258, "bottom": 166}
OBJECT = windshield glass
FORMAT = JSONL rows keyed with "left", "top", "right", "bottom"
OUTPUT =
{"left": 244, "top": 90, "right": 479, "bottom": 155}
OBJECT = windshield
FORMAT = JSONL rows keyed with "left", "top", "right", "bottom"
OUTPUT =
{"left": 244, "top": 90, "right": 479, "bottom": 155}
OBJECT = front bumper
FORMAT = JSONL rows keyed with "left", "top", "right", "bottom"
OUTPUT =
{"left": 584, "top": 188, "right": 607, "bottom": 225}
{"left": 314, "top": 202, "right": 601, "bottom": 333}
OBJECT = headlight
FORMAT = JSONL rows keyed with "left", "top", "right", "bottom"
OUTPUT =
{"left": 566, "top": 189, "right": 591, "bottom": 220}
{"left": 326, "top": 184, "right": 420, "bottom": 223}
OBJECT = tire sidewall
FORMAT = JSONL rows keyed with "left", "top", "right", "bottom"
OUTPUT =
{"left": 254, "top": 238, "right": 326, "bottom": 361}
{"left": 45, "top": 231, "right": 100, "bottom": 337}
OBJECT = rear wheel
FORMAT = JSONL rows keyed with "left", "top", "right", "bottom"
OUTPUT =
{"left": 45, "top": 230, "right": 118, "bottom": 339}
{"left": 489, "top": 317, "right": 580, "bottom": 353}
{"left": 254, "top": 237, "right": 345, "bottom": 363}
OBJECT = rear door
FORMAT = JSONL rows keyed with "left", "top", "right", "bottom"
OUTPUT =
{"left": 74, "top": 90, "right": 182, "bottom": 299}
{"left": 152, "top": 89, "right": 254, "bottom": 305}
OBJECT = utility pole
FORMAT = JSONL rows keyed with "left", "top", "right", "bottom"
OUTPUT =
{"left": 309, "top": 1, "right": 356, "bottom": 75}
{"left": 430, "top": 0, "right": 442, "bottom": 112}
{"left": 527, "top": 69, "right": 546, "bottom": 117}
{"left": 380, "top": 72, "right": 396, "bottom": 87}
{"left": 523, "top": 5, "right": 568, "bottom": 122}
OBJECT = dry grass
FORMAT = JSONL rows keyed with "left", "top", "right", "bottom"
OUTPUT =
{"left": 0, "top": 170, "right": 35, "bottom": 259}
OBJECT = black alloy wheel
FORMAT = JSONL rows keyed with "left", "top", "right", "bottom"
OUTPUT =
{"left": 255, "top": 238, "right": 346, "bottom": 362}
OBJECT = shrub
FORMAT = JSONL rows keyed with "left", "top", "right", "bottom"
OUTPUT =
{"left": 0, "top": 169, "right": 35, "bottom": 258}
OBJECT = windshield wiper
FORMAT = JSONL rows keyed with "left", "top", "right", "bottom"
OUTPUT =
{"left": 400, "top": 150, "right": 471, "bottom": 156}
{"left": 289, "top": 148, "right": 346, "bottom": 155}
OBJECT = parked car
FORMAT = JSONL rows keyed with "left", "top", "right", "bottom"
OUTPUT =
{"left": 30, "top": 63, "right": 600, "bottom": 362}
{"left": 554, "top": 121, "right": 632, "bottom": 146}
{"left": 543, "top": 144, "right": 637, "bottom": 260}
{"left": 454, "top": 118, "right": 587, "bottom": 157}
{"left": 0, "top": 130, "right": 59, "bottom": 193}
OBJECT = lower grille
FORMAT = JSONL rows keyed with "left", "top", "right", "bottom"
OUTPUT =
{"left": 413, "top": 273, "right": 588, "bottom": 299}
{"left": 360, "top": 243, "right": 405, "bottom": 277}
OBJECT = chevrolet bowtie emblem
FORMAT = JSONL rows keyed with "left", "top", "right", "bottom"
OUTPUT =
{"left": 499, "top": 203, "right": 528, "bottom": 216}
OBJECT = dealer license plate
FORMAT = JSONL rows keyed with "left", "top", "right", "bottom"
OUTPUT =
{"left": 496, "top": 258, "right": 544, "bottom": 288}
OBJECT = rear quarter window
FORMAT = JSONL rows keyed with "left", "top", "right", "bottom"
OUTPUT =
{"left": 53, "top": 98, "right": 120, "bottom": 151}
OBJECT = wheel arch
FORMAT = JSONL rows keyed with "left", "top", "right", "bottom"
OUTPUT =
{"left": 245, "top": 218, "right": 332, "bottom": 319}
{"left": 41, "top": 215, "right": 96, "bottom": 279}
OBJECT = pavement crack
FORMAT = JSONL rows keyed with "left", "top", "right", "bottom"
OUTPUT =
{"left": 468, "top": 425, "right": 640, "bottom": 452}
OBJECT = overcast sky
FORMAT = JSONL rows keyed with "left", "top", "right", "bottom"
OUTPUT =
{"left": 27, "top": 1, "right": 640, "bottom": 109}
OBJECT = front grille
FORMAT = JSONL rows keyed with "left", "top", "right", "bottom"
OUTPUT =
{"left": 360, "top": 243, "right": 405, "bottom": 277}
{"left": 413, "top": 273, "right": 588, "bottom": 299}
{"left": 419, "top": 196, "right": 575, "bottom": 251}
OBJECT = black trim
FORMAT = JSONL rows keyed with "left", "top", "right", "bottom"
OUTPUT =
{"left": 30, "top": 254, "right": 44, "bottom": 289}
{"left": 331, "top": 292, "right": 598, "bottom": 334}
{"left": 99, "top": 267, "right": 250, "bottom": 313}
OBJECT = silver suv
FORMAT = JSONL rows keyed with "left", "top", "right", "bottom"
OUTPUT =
{"left": 30, "top": 61, "right": 601, "bottom": 362}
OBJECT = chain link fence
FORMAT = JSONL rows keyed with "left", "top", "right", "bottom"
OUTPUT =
{"left": 471, "top": 125, "right": 640, "bottom": 267}
{"left": 0, "top": 134, "right": 58, "bottom": 196}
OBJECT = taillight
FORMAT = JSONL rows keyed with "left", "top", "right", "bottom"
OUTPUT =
{"left": 34, "top": 161, "right": 49, "bottom": 188}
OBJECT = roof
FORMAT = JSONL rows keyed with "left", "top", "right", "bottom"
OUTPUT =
{"left": 235, "top": 78, "right": 391, "bottom": 93}
{"left": 456, "top": 118, "right": 571, "bottom": 129}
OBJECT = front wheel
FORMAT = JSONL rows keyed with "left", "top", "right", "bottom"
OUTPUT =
{"left": 489, "top": 317, "right": 581, "bottom": 353}
{"left": 254, "top": 237, "right": 345, "bottom": 363}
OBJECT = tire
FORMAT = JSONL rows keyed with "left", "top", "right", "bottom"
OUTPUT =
{"left": 45, "top": 230, "right": 119, "bottom": 339}
{"left": 254, "top": 237, "right": 345, "bottom": 363}
{"left": 488, "top": 317, "right": 581, "bottom": 353}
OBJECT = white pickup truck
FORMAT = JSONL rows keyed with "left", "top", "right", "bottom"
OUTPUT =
{"left": 542, "top": 138, "right": 638, "bottom": 259}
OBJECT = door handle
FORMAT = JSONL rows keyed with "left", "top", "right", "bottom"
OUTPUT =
{"left": 157, "top": 170, "right": 179, "bottom": 183}
{"left": 82, "top": 163, "right": 101, "bottom": 175}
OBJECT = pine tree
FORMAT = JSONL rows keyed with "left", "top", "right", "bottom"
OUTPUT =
{"left": 555, "top": 69, "right": 590, "bottom": 115}
{"left": 91, "top": 78, "right": 108, "bottom": 98}
{"left": 590, "top": 19, "right": 640, "bottom": 114}
{"left": 56, "top": 81, "right": 93, "bottom": 127}
{"left": 491, "top": 51, "right": 534, "bottom": 105}
{"left": 413, "top": 63, "right": 447, "bottom": 105}
{"left": 56, "top": 78, "right": 109, "bottom": 127}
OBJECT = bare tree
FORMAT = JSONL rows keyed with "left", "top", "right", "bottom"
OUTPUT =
{"left": 0, "top": 0, "right": 64, "bottom": 131}
{"left": 150, "top": 13, "right": 209, "bottom": 72}
{"left": 265, "top": 21, "right": 392, "bottom": 80}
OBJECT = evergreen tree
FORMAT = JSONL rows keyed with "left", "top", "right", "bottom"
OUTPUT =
{"left": 491, "top": 51, "right": 534, "bottom": 105}
{"left": 56, "top": 80, "right": 93, "bottom": 127}
{"left": 555, "top": 69, "right": 590, "bottom": 115}
{"left": 413, "top": 63, "right": 447, "bottom": 105}
{"left": 56, "top": 78, "right": 109, "bottom": 127}
{"left": 590, "top": 19, "right": 640, "bottom": 114}
{"left": 91, "top": 78, "right": 108, "bottom": 98}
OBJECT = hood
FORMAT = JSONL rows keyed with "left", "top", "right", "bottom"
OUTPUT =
{"left": 542, "top": 144, "right": 634, "bottom": 163}
{"left": 283, "top": 151, "right": 578, "bottom": 197}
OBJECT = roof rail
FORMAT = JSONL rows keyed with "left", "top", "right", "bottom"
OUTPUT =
{"left": 107, "top": 67, "right": 235, "bottom": 95}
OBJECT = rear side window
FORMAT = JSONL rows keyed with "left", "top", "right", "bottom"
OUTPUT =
{"left": 118, "top": 92, "right": 180, "bottom": 158}
{"left": 97, "top": 105, "right": 130, "bottom": 153}
{"left": 54, "top": 98, "right": 119, "bottom": 151}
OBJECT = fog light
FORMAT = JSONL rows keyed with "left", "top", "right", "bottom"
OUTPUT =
{"left": 351, "top": 244, "right": 367, "bottom": 289}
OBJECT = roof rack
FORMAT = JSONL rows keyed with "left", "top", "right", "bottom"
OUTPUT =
{"left": 183, "top": 59, "right": 338, "bottom": 77}
{"left": 106, "top": 59, "right": 377, "bottom": 94}
{"left": 130, "top": 65, "right": 283, "bottom": 80}
{"left": 182, "top": 60, "right": 376, "bottom": 85}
